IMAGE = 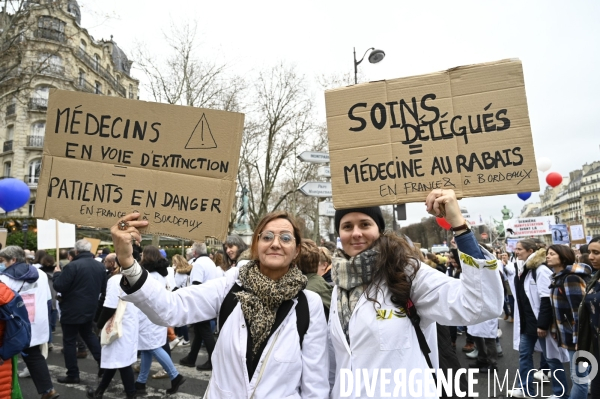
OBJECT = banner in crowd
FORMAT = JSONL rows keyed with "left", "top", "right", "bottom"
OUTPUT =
{"left": 550, "top": 224, "right": 570, "bottom": 245}
{"left": 325, "top": 59, "right": 539, "bottom": 209}
{"left": 503, "top": 216, "right": 554, "bottom": 237}
{"left": 505, "top": 238, "right": 519, "bottom": 253}
{"left": 36, "top": 219, "right": 76, "bottom": 250}
{"left": 35, "top": 90, "right": 245, "bottom": 241}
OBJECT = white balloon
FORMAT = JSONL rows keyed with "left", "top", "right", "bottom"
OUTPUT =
{"left": 537, "top": 157, "right": 552, "bottom": 173}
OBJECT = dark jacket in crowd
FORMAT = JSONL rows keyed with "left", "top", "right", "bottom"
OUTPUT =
{"left": 53, "top": 251, "right": 107, "bottom": 324}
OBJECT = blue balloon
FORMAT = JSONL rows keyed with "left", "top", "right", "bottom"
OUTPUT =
{"left": 0, "top": 178, "right": 31, "bottom": 212}
{"left": 517, "top": 192, "right": 531, "bottom": 201}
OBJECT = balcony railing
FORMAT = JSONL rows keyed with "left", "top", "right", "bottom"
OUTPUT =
{"left": 588, "top": 222, "right": 600, "bottom": 228}
{"left": 3, "top": 140, "right": 13, "bottom": 152}
{"left": 76, "top": 48, "right": 127, "bottom": 97}
{"left": 24, "top": 175, "right": 39, "bottom": 186}
{"left": 31, "top": 61, "right": 65, "bottom": 78}
{"left": 27, "top": 135, "right": 44, "bottom": 148}
{"left": 6, "top": 103, "right": 15, "bottom": 117}
{"left": 585, "top": 210, "right": 600, "bottom": 217}
{"left": 583, "top": 187, "right": 600, "bottom": 194}
{"left": 74, "top": 78, "right": 96, "bottom": 94}
{"left": 28, "top": 97, "right": 48, "bottom": 111}
{"left": 35, "top": 28, "right": 66, "bottom": 43}
{"left": 585, "top": 199, "right": 600, "bottom": 205}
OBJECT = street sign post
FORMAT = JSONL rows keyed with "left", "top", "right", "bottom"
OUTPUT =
{"left": 319, "top": 201, "right": 335, "bottom": 217}
{"left": 317, "top": 166, "right": 331, "bottom": 178}
{"left": 298, "top": 182, "right": 332, "bottom": 197}
{"left": 297, "top": 151, "right": 330, "bottom": 163}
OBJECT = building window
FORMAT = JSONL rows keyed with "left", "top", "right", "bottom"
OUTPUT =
{"left": 27, "top": 159, "right": 41, "bottom": 185}
{"left": 3, "top": 161, "right": 11, "bottom": 178}
{"left": 6, "top": 125, "right": 14, "bottom": 141}
{"left": 78, "top": 69, "right": 86, "bottom": 86}
{"left": 94, "top": 54, "right": 100, "bottom": 71}
{"left": 129, "top": 84, "right": 134, "bottom": 99}
{"left": 95, "top": 81, "right": 102, "bottom": 95}
{"left": 28, "top": 200, "right": 35, "bottom": 216}
{"left": 38, "top": 53, "right": 63, "bottom": 74}
{"left": 80, "top": 39, "right": 87, "bottom": 53}
{"left": 31, "top": 121, "right": 46, "bottom": 137}
{"left": 37, "top": 16, "right": 66, "bottom": 42}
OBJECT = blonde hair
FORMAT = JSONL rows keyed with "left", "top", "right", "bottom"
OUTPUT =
{"left": 318, "top": 247, "right": 332, "bottom": 265}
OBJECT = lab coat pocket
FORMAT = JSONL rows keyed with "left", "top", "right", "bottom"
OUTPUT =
{"left": 377, "top": 309, "right": 412, "bottom": 350}
{"left": 274, "top": 339, "right": 300, "bottom": 363}
{"left": 211, "top": 381, "right": 234, "bottom": 398}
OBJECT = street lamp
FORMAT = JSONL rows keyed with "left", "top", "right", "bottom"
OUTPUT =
{"left": 353, "top": 47, "right": 385, "bottom": 84}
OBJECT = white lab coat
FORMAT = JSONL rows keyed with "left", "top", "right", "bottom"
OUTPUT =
{"left": 122, "top": 267, "right": 329, "bottom": 399}
{"left": 1, "top": 271, "right": 51, "bottom": 347}
{"left": 100, "top": 275, "right": 139, "bottom": 369}
{"left": 329, "top": 249, "right": 504, "bottom": 399}
{"left": 137, "top": 271, "right": 167, "bottom": 350}
{"left": 510, "top": 255, "right": 569, "bottom": 362}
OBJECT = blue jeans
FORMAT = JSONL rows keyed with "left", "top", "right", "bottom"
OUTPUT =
{"left": 137, "top": 348, "right": 179, "bottom": 383}
{"left": 518, "top": 334, "right": 568, "bottom": 398}
{"left": 48, "top": 308, "right": 58, "bottom": 343}
{"left": 568, "top": 350, "right": 591, "bottom": 399}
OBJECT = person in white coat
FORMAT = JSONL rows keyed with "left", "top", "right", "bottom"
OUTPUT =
{"left": 134, "top": 245, "right": 185, "bottom": 395}
{"left": 110, "top": 210, "right": 330, "bottom": 399}
{"left": 508, "top": 238, "right": 569, "bottom": 399}
{"left": 87, "top": 272, "right": 140, "bottom": 399}
{"left": 329, "top": 189, "right": 504, "bottom": 399}
{"left": 0, "top": 246, "right": 59, "bottom": 399}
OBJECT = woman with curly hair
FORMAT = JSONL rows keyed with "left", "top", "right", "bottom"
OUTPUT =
{"left": 329, "top": 189, "right": 503, "bottom": 398}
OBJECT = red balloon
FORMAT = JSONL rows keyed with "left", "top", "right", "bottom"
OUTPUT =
{"left": 436, "top": 217, "right": 451, "bottom": 230}
{"left": 546, "top": 172, "right": 563, "bottom": 188}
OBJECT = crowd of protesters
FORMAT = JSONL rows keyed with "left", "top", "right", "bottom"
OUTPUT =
{"left": 0, "top": 188, "right": 599, "bottom": 398}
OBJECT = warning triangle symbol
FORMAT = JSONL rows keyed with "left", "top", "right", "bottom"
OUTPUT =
{"left": 185, "top": 113, "right": 217, "bottom": 149}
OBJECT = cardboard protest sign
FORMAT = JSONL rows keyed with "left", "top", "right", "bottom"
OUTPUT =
{"left": 570, "top": 224, "right": 586, "bottom": 244}
{"left": 0, "top": 228, "right": 6, "bottom": 249}
{"left": 325, "top": 59, "right": 539, "bottom": 208}
{"left": 503, "top": 216, "right": 554, "bottom": 237}
{"left": 35, "top": 90, "right": 244, "bottom": 241}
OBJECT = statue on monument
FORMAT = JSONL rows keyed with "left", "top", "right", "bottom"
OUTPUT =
{"left": 494, "top": 205, "right": 513, "bottom": 237}
{"left": 234, "top": 186, "right": 251, "bottom": 232}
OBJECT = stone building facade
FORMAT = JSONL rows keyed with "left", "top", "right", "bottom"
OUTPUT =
{"left": 0, "top": 0, "right": 139, "bottom": 217}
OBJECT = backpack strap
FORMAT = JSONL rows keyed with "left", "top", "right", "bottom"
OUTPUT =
{"left": 218, "top": 283, "right": 243, "bottom": 331}
{"left": 404, "top": 298, "right": 434, "bottom": 370}
{"left": 218, "top": 284, "right": 310, "bottom": 348}
{"left": 295, "top": 291, "right": 309, "bottom": 348}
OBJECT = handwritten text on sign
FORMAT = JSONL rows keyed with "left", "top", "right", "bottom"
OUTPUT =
{"left": 35, "top": 89, "right": 244, "bottom": 240}
{"left": 325, "top": 59, "right": 539, "bottom": 209}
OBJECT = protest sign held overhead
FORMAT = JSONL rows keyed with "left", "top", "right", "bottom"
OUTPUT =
{"left": 325, "top": 59, "right": 539, "bottom": 209}
{"left": 35, "top": 89, "right": 245, "bottom": 241}
{"left": 503, "top": 216, "right": 554, "bottom": 237}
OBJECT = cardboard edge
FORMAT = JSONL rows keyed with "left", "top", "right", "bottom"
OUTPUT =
{"left": 34, "top": 155, "right": 54, "bottom": 219}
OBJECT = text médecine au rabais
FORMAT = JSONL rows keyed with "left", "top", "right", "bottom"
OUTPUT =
{"left": 341, "top": 94, "right": 533, "bottom": 194}
{"left": 42, "top": 105, "right": 228, "bottom": 231}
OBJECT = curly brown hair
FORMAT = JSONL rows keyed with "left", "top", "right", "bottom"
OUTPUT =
{"left": 365, "top": 234, "right": 420, "bottom": 310}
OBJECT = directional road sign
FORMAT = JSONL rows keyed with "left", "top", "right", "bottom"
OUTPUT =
{"left": 297, "top": 151, "right": 330, "bottom": 163}
{"left": 319, "top": 201, "right": 335, "bottom": 217}
{"left": 298, "top": 181, "right": 332, "bottom": 197}
{"left": 317, "top": 166, "right": 331, "bottom": 178}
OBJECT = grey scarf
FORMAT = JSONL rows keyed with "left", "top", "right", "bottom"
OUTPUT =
{"left": 332, "top": 249, "right": 378, "bottom": 344}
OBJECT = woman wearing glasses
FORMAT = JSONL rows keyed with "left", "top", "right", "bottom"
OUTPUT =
{"left": 110, "top": 210, "right": 329, "bottom": 399}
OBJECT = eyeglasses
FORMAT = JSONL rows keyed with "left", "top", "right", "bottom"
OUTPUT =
{"left": 258, "top": 231, "right": 296, "bottom": 246}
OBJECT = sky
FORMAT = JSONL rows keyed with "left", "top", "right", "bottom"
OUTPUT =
{"left": 77, "top": 0, "right": 600, "bottom": 228}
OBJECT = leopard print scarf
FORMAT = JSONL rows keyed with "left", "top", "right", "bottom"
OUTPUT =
{"left": 236, "top": 261, "right": 307, "bottom": 354}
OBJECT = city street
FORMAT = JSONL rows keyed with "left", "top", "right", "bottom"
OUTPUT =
{"left": 18, "top": 316, "right": 573, "bottom": 398}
